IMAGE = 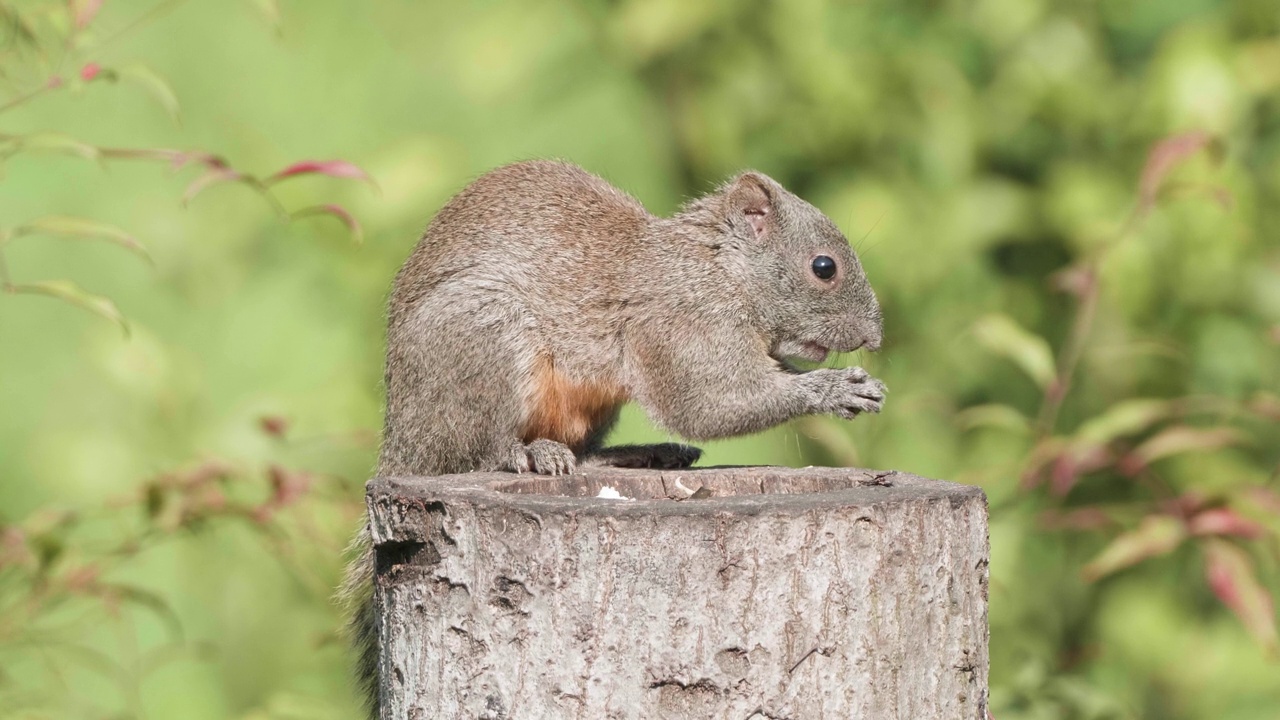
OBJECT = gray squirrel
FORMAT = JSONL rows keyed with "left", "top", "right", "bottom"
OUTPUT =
{"left": 341, "top": 160, "right": 886, "bottom": 716}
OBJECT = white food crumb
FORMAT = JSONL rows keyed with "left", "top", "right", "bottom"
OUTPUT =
{"left": 596, "top": 486, "right": 633, "bottom": 500}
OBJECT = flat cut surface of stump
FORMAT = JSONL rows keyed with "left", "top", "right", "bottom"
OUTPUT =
{"left": 368, "top": 466, "right": 989, "bottom": 720}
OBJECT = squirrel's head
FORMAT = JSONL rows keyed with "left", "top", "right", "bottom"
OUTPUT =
{"left": 698, "top": 171, "right": 883, "bottom": 363}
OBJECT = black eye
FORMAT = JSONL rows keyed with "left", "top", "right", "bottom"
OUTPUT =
{"left": 811, "top": 255, "right": 837, "bottom": 280}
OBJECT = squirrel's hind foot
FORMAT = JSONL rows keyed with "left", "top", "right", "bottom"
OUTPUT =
{"left": 585, "top": 443, "right": 702, "bottom": 470}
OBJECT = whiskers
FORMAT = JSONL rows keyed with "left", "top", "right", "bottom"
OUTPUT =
{"left": 852, "top": 210, "right": 887, "bottom": 256}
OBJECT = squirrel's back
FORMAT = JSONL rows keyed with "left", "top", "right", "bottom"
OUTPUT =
{"left": 391, "top": 160, "right": 651, "bottom": 317}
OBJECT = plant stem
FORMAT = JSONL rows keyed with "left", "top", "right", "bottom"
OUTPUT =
{"left": 1034, "top": 268, "right": 1101, "bottom": 437}
{"left": 1033, "top": 209, "right": 1145, "bottom": 439}
{"left": 0, "top": 247, "right": 13, "bottom": 292}
{"left": 0, "top": 82, "right": 54, "bottom": 116}
{"left": 90, "top": 0, "right": 190, "bottom": 58}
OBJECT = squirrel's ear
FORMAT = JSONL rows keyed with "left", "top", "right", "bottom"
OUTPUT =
{"left": 726, "top": 172, "right": 772, "bottom": 239}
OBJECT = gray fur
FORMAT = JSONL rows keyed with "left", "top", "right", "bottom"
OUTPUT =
{"left": 341, "top": 160, "right": 885, "bottom": 717}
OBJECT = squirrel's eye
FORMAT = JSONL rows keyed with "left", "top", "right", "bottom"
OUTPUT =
{"left": 811, "top": 255, "right": 837, "bottom": 281}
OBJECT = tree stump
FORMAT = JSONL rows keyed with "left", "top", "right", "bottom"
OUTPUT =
{"left": 367, "top": 466, "right": 989, "bottom": 720}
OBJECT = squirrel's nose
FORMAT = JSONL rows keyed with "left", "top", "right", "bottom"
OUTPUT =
{"left": 855, "top": 321, "right": 883, "bottom": 352}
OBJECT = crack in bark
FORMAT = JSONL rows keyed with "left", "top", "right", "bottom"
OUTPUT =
{"left": 788, "top": 645, "right": 834, "bottom": 674}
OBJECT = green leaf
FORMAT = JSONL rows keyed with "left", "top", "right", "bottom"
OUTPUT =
{"left": 1129, "top": 426, "right": 1245, "bottom": 470}
{"left": 1138, "top": 132, "right": 1222, "bottom": 214}
{"left": 1073, "top": 399, "right": 1174, "bottom": 445}
{"left": 4, "top": 132, "right": 101, "bottom": 162}
{"left": 290, "top": 204, "right": 364, "bottom": 245}
{"left": 1203, "top": 539, "right": 1278, "bottom": 655}
{"left": 116, "top": 64, "right": 181, "bottom": 123}
{"left": 955, "top": 404, "right": 1031, "bottom": 434}
{"left": 100, "top": 582, "right": 186, "bottom": 643}
{"left": 181, "top": 168, "right": 286, "bottom": 218}
{"left": 1082, "top": 515, "right": 1187, "bottom": 582}
{"left": 0, "top": 5, "right": 40, "bottom": 48}
{"left": 11, "top": 216, "right": 151, "bottom": 263}
{"left": 973, "top": 314, "right": 1056, "bottom": 389}
{"left": 248, "top": 0, "right": 283, "bottom": 35}
{"left": 8, "top": 280, "right": 129, "bottom": 337}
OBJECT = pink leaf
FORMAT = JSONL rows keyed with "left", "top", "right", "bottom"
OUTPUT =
{"left": 1138, "top": 131, "right": 1217, "bottom": 214}
{"left": 1050, "top": 443, "right": 1112, "bottom": 496}
{"left": 1189, "top": 508, "right": 1267, "bottom": 539}
{"left": 265, "top": 160, "right": 377, "bottom": 189}
{"left": 291, "top": 204, "right": 364, "bottom": 244}
{"left": 1203, "top": 539, "right": 1278, "bottom": 654}
{"left": 1082, "top": 515, "right": 1187, "bottom": 582}
{"left": 79, "top": 62, "right": 102, "bottom": 82}
{"left": 1244, "top": 488, "right": 1280, "bottom": 515}
{"left": 71, "top": 0, "right": 104, "bottom": 30}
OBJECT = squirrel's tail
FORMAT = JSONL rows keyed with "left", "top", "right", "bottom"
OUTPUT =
{"left": 338, "top": 522, "right": 379, "bottom": 719}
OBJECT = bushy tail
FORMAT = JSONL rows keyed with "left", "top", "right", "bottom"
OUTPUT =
{"left": 337, "top": 522, "right": 379, "bottom": 719}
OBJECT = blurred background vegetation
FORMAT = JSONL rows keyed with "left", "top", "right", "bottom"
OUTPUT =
{"left": 1, "top": 0, "right": 1278, "bottom": 718}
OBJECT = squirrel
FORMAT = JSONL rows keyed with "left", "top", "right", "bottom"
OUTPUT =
{"left": 340, "top": 159, "right": 886, "bottom": 716}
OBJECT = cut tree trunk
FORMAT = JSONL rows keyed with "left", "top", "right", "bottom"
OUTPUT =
{"left": 367, "top": 466, "right": 988, "bottom": 720}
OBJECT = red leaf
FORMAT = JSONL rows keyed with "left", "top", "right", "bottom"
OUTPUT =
{"left": 79, "top": 62, "right": 102, "bottom": 82}
{"left": 259, "top": 415, "right": 289, "bottom": 438}
{"left": 1138, "top": 131, "right": 1217, "bottom": 214}
{"left": 0, "top": 527, "right": 32, "bottom": 570}
{"left": 1020, "top": 437, "right": 1067, "bottom": 490}
{"left": 267, "top": 465, "right": 310, "bottom": 506}
{"left": 291, "top": 204, "right": 364, "bottom": 244}
{"left": 1203, "top": 539, "right": 1278, "bottom": 654}
{"left": 70, "top": 0, "right": 103, "bottom": 30}
{"left": 1082, "top": 515, "right": 1187, "bottom": 582}
{"left": 254, "top": 465, "right": 314, "bottom": 522}
{"left": 1189, "top": 508, "right": 1267, "bottom": 539}
{"left": 1050, "top": 443, "right": 1112, "bottom": 496}
{"left": 265, "top": 160, "right": 377, "bottom": 189}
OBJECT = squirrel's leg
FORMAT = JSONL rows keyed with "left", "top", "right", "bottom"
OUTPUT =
{"left": 629, "top": 322, "right": 886, "bottom": 441}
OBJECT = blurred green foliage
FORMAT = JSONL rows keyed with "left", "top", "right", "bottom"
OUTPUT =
{"left": 1, "top": 0, "right": 1278, "bottom": 718}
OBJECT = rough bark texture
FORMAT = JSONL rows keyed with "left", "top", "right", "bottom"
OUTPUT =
{"left": 368, "top": 466, "right": 989, "bottom": 720}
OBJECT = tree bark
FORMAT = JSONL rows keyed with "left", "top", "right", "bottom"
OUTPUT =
{"left": 368, "top": 466, "right": 989, "bottom": 720}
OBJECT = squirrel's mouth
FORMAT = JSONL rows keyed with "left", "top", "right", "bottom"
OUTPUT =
{"left": 800, "top": 342, "right": 830, "bottom": 362}
{"left": 775, "top": 340, "right": 829, "bottom": 363}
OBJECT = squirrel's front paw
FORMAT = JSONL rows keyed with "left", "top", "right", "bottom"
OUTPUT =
{"left": 807, "top": 366, "right": 887, "bottom": 419}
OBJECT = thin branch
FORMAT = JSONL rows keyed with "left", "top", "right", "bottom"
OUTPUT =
{"left": 0, "top": 77, "right": 59, "bottom": 116}
{"left": 89, "top": 0, "right": 189, "bottom": 58}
